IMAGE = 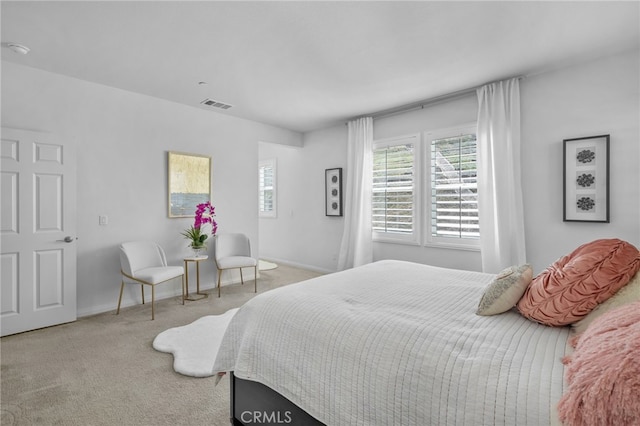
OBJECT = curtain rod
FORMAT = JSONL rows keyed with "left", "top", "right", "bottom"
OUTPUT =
{"left": 348, "top": 75, "right": 524, "bottom": 123}
{"left": 370, "top": 87, "right": 476, "bottom": 120}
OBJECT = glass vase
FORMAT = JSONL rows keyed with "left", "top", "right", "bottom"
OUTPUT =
{"left": 190, "top": 245, "right": 206, "bottom": 258}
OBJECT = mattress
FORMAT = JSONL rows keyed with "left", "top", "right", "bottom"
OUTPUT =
{"left": 213, "top": 260, "right": 570, "bottom": 425}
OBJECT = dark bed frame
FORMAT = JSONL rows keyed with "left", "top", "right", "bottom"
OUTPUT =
{"left": 230, "top": 372, "right": 325, "bottom": 425}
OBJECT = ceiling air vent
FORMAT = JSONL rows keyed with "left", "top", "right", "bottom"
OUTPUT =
{"left": 200, "top": 98, "right": 233, "bottom": 110}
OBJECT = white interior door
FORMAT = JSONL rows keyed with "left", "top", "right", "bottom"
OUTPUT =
{"left": 1, "top": 128, "right": 77, "bottom": 336}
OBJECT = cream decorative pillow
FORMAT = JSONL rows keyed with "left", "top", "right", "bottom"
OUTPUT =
{"left": 476, "top": 264, "right": 533, "bottom": 316}
{"left": 572, "top": 271, "right": 640, "bottom": 335}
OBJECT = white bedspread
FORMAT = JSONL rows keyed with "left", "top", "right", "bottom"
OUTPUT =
{"left": 213, "top": 260, "right": 570, "bottom": 425}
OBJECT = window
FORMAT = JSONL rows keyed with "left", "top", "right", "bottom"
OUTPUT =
{"left": 371, "top": 127, "right": 478, "bottom": 249}
{"left": 372, "top": 135, "right": 418, "bottom": 242}
{"left": 258, "top": 159, "right": 276, "bottom": 217}
{"left": 427, "top": 126, "right": 479, "bottom": 248}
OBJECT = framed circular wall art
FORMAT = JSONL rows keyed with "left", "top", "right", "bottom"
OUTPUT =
{"left": 562, "top": 135, "right": 609, "bottom": 222}
{"left": 325, "top": 168, "right": 343, "bottom": 217}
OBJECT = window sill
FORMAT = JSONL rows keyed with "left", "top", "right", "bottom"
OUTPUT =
{"left": 372, "top": 236, "right": 420, "bottom": 246}
{"left": 372, "top": 237, "right": 480, "bottom": 252}
{"left": 423, "top": 241, "right": 480, "bottom": 252}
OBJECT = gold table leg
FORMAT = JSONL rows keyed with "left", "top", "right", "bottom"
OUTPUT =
{"left": 184, "top": 259, "right": 207, "bottom": 301}
{"left": 196, "top": 260, "right": 207, "bottom": 297}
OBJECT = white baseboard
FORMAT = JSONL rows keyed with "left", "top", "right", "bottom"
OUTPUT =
{"left": 78, "top": 261, "right": 331, "bottom": 318}
{"left": 77, "top": 270, "right": 258, "bottom": 318}
{"left": 259, "top": 256, "right": 334, "bottom": 275}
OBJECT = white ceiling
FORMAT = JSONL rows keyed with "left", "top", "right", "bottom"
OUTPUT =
{"left": 2, "top": 1, "right": 638, "bottom": 133}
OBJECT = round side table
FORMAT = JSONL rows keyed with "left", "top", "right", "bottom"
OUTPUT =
{"left": 183, "top": 255, "right": 209, "bottom": 301}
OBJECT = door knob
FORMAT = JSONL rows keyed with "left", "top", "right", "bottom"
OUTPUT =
{"left": 56, "top": 236, "right": 76, "bottom": 243}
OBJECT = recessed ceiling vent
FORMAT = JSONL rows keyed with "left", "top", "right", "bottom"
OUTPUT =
{"left": 200, "top": 98, "right": 233, "bottom": 110}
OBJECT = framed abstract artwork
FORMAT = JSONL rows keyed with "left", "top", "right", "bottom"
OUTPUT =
{"left": 325, "top": 168, "right": 343, "bottom": 217}
{"left": 563, "top": 135, "right": 609, "bottom": 222}
{"left": 168, "top": 151, "right": 211, "bottom": 218}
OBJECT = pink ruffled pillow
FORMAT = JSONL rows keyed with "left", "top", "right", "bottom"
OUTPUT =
{"left": 558, "top": 300, "right": 640, "bottom": 426}
{"left": 517, "top": 239, "right": 640, "bottom": 326}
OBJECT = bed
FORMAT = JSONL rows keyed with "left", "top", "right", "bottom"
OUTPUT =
{"left": 212, "top": 239, "right": 640, "bottom": 425}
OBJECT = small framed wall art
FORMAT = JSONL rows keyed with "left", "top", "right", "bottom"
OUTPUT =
{"left": 563, "top": 135, "right": 609, "bottom": 222}
{"left": 325, "top": 168, "right": 343, "bottom": 217}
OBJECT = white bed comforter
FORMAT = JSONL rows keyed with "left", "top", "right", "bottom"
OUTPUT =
{"left": 213, "top": 260, "right": 570, "bottom": 425}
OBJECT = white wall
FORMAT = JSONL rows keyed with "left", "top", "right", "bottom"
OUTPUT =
{"left": 259, "top": 125, "right": 347, "bottom": 273}
{"left": 2, "top": 61, "right": 302, "bottom": 316}
{"left": 261, "top": 49, "right": 639, "bottom": 275}
{"left": 521, "top": 50, "right": 640, "bottom": 272}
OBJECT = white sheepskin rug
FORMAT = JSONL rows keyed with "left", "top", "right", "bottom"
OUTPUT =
{"left": 259, "top": 259, "right": 278, "bottom": 271}
{"left": 153, "top": 308, "right": 238, "bottom": 377}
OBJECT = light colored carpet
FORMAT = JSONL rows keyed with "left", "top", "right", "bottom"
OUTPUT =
{"left": 0, "top": 263, "right": 323, "bottom": 426}
{"left": 153, "top": 308, "right": 239, "bottom": 377}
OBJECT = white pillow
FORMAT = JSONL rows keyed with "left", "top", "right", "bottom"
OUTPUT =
{"left": 476, "top": 264, "right": 533, "bottom": 316}
{"left": 572, "top": 271, "right": 640, "bottom": 335}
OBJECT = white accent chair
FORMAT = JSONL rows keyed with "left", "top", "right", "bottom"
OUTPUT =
{"left": 117, "top": 241, "right": 185, "bottom": 320}
{"left": 214, "top": 233, "right": 257, "bottom": 297}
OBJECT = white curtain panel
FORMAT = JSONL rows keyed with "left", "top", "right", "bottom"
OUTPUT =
{"left": 337, "top": 117, "right": 374, "bottom": 270}
{"left": 476, "top": 78, "right": 527, "bottom": 273}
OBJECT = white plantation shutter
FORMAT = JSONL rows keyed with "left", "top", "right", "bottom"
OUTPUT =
{"left": 372, "top": 140, "right": 415, "bottom": 236}
{"left": 259, "top": 160, "right": 276, "bottom": 217}
{"left": 430, "top": 133, "right": 479, "bottom": 240}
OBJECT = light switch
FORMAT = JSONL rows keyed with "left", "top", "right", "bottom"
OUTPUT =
{"left": 99, "top": 215, "right": 108, "bottom": 226}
